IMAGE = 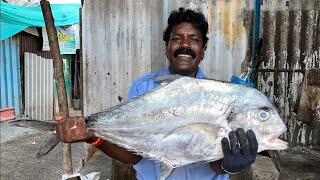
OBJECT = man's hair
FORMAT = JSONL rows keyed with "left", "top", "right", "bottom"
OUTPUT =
{"left": 163, "top": 7, "right": 209, "bottom": 50}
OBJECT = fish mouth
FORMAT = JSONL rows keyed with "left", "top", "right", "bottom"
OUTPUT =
{"left": 270, "top": 127, "right": 287, "bottom": 141}
{"left": 268, "top": 127, "right": 288, "bottom": 150}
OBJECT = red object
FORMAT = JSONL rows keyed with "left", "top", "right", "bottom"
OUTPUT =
{"left": 0, "top": 107, "right": 16, "bottom": 122}
{"left": 89, "top": 138, "right": 105, "bottom": 147}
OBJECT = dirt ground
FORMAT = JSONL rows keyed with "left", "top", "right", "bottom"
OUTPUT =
{"left": 0, "top": 108, "right": 112, "bottom": 180}
{"left": 0, "top": 129, "right": 85, "bottom": 180}
{"left": 278, "top": 146, "right": 320, "bottom": 180}
{"left": 0, "top": 125, "right": 112, "bottom": 180}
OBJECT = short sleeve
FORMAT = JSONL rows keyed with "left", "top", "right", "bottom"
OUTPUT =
{"left": 127, "top": 82, "right": 139, "bottom": 99}
{"left": 133, "top": 158, "right": 159, "bottom": 180}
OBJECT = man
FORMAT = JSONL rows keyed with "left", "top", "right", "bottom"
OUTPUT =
{"left": 56, "top": 8, "right": 258, "bottom": 180}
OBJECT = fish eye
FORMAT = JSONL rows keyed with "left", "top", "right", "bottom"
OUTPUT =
{"left": 258, "top": 110, "right": 270, "bottom": 121}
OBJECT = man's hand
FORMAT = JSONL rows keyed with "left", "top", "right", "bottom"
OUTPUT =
{"left": 55, "top": 115, "right": 94, "bottom": 143}
{"left": 221, "top": 128, "right": 258, "bottom": 174}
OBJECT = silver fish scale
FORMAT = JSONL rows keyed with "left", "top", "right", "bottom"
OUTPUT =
{"left": 87, "top": 77, "right": 287, "bottom": 168}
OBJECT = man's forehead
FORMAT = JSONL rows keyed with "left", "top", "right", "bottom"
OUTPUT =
{"left": 171, "top": 23, "right": 202, "bottom": 36}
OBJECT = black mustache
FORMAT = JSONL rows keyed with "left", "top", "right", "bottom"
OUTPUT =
{"left": 173, "top": 48, "right": 196, "bottom": 59}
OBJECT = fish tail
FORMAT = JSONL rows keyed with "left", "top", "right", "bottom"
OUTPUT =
{"left": 36, "top": 132, "right": 60, "bottom": 158}
{"left": 9, "top": 119, "right": 57, "bottom": 131}
{"left": 8, "top": 119, "right": 59, "bottom": 158}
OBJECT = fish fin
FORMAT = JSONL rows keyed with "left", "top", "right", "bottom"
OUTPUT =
{"left": 151, "top": 74, "right": 182, "bottom": 85}
{"left": 36, "top": 132, "right": 60, "bottom": 158}
{"left": 9, "top": 119, "right": 57, "bottom": 131}
{"left": 86, "top": 75, "right": 181, "bottom": 122}
{"left": 159, "top": 163, "right": 174, "bottom": 180}
{"left": 164, "top": 122, "right": 222, "bottom": 140}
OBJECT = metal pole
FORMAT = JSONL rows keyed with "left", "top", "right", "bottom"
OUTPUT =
{"left": 40, "top": 0, "right": 73, "bottom": 175}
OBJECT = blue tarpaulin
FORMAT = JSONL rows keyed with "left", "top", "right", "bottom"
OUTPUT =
{"left": 0, "top": 2, "right": 81, "bottom": 40}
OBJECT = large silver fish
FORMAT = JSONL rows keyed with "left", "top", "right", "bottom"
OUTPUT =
{"left": 11, "top": 75, "right": 288, "bottom": 180}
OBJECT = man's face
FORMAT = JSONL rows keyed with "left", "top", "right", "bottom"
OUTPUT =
{"left": 166, "top": 22, "right": 205, "bottom": 77}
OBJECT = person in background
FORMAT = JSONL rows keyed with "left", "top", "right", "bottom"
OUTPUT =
{"left": 55, "top": 7, "right": 258, "bottom": 180}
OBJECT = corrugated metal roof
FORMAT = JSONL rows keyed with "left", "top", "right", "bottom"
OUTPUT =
{"left": 17, "top": 32, "right": 53, "bottom": 112}
{"left": 24, "top": 52, "right": 54, "bottom": 120}
{"left": 0, "top": 36, "right": 22, "bottom": 116}
{"left": 258, "top": 0, "right": 320, "bottom": 146}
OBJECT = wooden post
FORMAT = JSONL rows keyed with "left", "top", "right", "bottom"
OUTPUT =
{"left": 40, "top": 0, "right": 73, "bottom": 176}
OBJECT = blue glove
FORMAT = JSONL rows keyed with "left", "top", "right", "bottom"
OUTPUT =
{"left": 221, "top": 128, "right": 258, "bottom": 174}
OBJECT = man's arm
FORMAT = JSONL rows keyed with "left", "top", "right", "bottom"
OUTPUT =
{"left": 55, "top": 116, "right": 142, "bottom": 165}
{"left": 210, "top": 128, "right": 258, "bottom": 174}
{"left": 87, "top": 137, "right": 142, "bottom": 164}
{"left": 58, "top": 78, "right": 146, "bottom": 164}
